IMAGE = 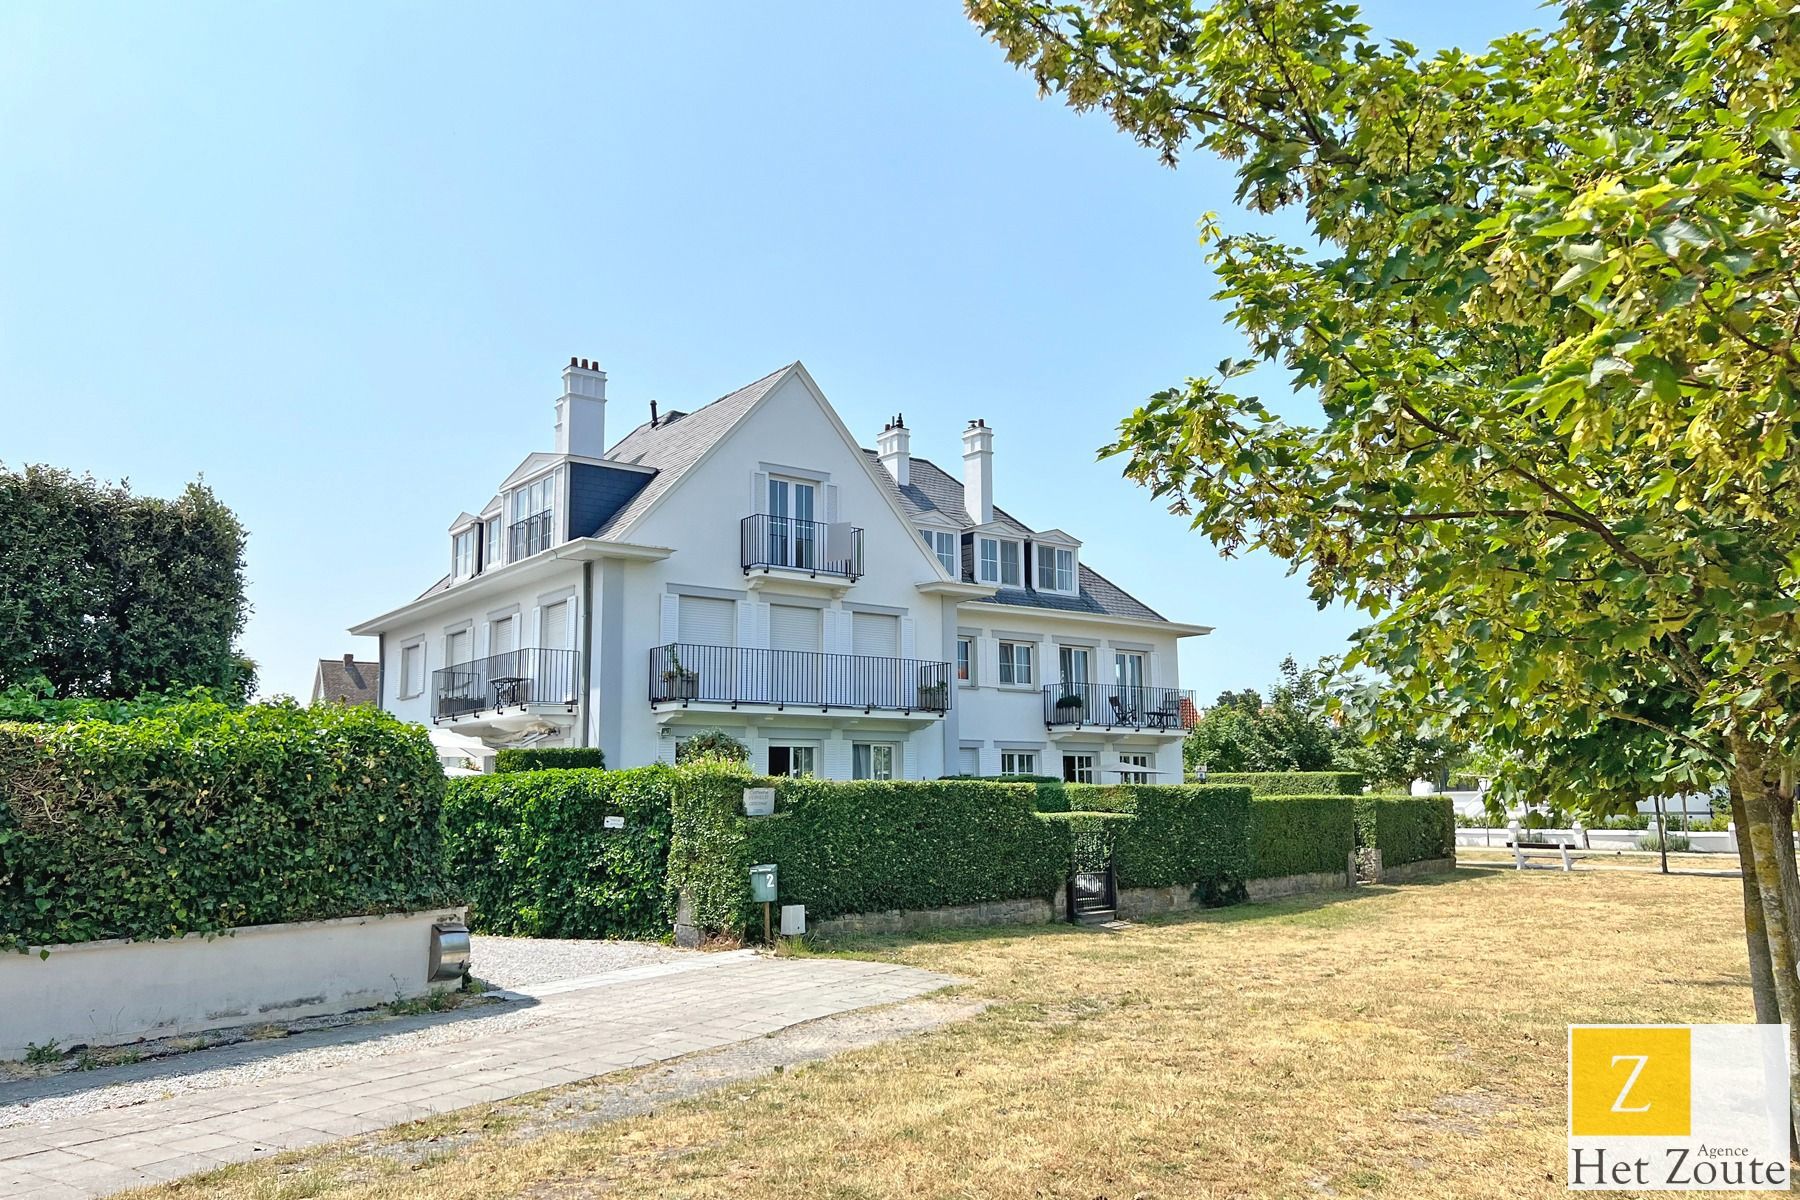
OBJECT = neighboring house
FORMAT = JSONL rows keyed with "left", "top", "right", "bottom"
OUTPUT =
{"left": 350, "top": 357, "right": 1211, "bottom": 783}
{"left": 312, "top": 654, "right": 378, "bottom": 705}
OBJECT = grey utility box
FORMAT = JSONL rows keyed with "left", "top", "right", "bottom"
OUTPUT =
{"left": 749, "top": 863, "right": 778, "bottom": 903}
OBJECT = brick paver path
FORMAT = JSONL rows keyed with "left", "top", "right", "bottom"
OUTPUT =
{"left": 0, "top": 952, "right": 951, "bottom": 1199}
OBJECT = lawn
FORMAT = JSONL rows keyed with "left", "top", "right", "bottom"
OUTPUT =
{"left": 124, "top": 867, "right": 1758, "bottom": 1199}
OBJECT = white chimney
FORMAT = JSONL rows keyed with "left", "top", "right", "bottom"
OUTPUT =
{"left": 961, "top": 419, "right": 994, "bottom": 526}
{"left": 876, "top": 414, "right": 911, "bottom": 486}
{"left": 555, "top": 357, "right": 608, "bottom": 457}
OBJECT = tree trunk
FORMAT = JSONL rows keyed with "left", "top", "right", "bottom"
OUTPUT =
{"left": 1731, "top": 741, "right": 1800, "bottom": 1146}
{"left": 1730, "top": 783, "right": 1780, "bottom": 1024}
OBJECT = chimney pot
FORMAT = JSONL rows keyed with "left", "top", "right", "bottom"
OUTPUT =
{"left": 343, "top": 653, "right": 354, "bottom": 669}
{"left": 556, "top": 356, "right": 608, "bottom": 456}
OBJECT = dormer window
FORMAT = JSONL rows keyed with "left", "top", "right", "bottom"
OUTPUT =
{"left": 507, "top": 468, "right": 561, "bottom": 560}
{"left": 483, "top": 516, "right": 501, "bottom": 570}
{"left": 451, "top": 527, "right": 478, "bottom": 582}
{"left": 920, "top": 529, "right": 957, "bottom": 575}
{"left": 1037, "top": 546, "right": 1076, "bottom": 594}
{"left": 977, "top": 536, "right": 1022, "bottom": 587}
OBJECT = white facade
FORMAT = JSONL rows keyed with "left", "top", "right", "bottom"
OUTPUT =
{"left": 351, "top": 359, "right": 1211, "bottom": 782}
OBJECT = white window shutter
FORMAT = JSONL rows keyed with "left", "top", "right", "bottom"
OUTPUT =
{"left": 980, "top": 637, "right": 1000, "bottom": 686}
{"left": 659, "top": 594, "right": 680, "bottom": 644}
{"left": 736, "top": 600, "right": 760, "bottom": 650}
{"left": 825, "top": 483, "right": 839, "bottom": 523}
{"left": 899, "top": 616, "right": 915, "bottom": 660}
{"left": 753, "top": 471, "right": 769, "bottom": 513}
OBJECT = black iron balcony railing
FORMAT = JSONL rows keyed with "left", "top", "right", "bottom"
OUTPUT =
{"left": 1042, "top": 683, "right": 1196, "bottom": 732}
{"left": 650, "top": 642, "right": 949, "bottom": 713}
{"left": 508, "top": 510, "right": 555, "bottom": 561}
{"left": 740, "top": 514, "right": 863, "bottom": 580}
{"left": 432, "top": 647, "right": 580, "bottom": 722}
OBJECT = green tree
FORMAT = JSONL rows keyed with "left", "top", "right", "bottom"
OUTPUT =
{"left": 1184, "top": 656, "right": 1337, "bottom": 773}
{"left": 0, "top": 465, "right": 248, "bottom": 698}
{"left": 969, "top": 0, "right": 1800, "bottom": 1123}
{"left": 676, "top": 728, "right": 751, "bottom": 765}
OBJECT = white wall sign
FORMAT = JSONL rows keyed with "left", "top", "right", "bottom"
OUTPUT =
{"left": 603, "top": 815, "right": 625, "bottom": 830}
{"left": 742, "top": 787, "right": 775, "bottom": 816}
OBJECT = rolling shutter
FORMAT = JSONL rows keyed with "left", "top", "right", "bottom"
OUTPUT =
{"left": 852, "top": 611, "right": 898, "bottom": 657}
{"left": 769, "top": 604, "right": 820, "bottom": 652}
{"left": 678, "top": 595, "right": 736, "bottom": 646}
{"left": 540, "top": 600, "right": 571, "bottom": 651}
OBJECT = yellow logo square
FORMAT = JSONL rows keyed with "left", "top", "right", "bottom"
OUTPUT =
{"left": 1570, "top": 1026, "right": 1692, "bottom": 1136}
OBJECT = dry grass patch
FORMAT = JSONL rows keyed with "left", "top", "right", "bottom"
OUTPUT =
{"left": 120, "top": 867, "right": 1758, "bottom": 1200}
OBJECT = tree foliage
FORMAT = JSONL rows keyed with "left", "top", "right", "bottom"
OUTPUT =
{"left": 0, "top": 465, "right": 250, "bottom": 699}
{"left": 969, "top": 0, "right": 1800, "bottom": 1114}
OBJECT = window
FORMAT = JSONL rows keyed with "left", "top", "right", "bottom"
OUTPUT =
{"left": 852, "top": 743, "right": 896, "bottom": 780}
{"left": 1059, "top": 645, "right": 1090, "bottom": 687}
{"left": 452, "top": 528, "right": 477, "bottom": 581}
{"left": 399, "top": 642, "right": 425, "bottom": 698}
{"left": 1037, "top": 546, "right": 1075, "bottom": 593}
{"left": 921, "top": 529, "right": 958, "bottom": 575}
{"left": 1062, "top": 753, "right": 1096, "bottom": 784}
{"left": 977, "top": 537, "right": 1022, "bottom": 587}
{"left": 767, "top": 745, "right": 816, "bottom": 777}
{"left": 958, "top": 746, "right": 980, "bottom": 775}
{"left": 1116, "top": 651, "right": 1147, "bottom": 696}
{"left": 508, "top": 469, "right": 560, "bottom": 559}
{"left": 998, "top": 640, "right": 1034, "bottom": 686}
{"left": 955, "top": 637, "right": 973, "bottom": 684}
{"left": 445, "top": 628, "right": 470, "bottom": 669}
{"left": 767, "top": 476, "right": 818, "bottom": 569}
{"left": 484, "top": 517, "right": 501, "bottom": 570}
{"left": 1000, "top": 750, "right": 1037, "bottom": 776}
{"left": 1119, "top": 752, "right": 1152, "bottom": 784}
{"left": 851, "top": 610, "right": 899, "bottom": 657}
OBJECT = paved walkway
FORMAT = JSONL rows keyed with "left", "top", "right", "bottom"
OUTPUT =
{"left": 0, "top": 951, "right": 951, "bottom": 1199}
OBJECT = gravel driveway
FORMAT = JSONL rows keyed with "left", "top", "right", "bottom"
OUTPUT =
{"left": 470, "top": 935, "right": 689, "bottom": 991}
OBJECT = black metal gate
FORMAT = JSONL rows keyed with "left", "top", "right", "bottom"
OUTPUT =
{"left": 1067, "top": 822, "right": 1118, "bottom": 923}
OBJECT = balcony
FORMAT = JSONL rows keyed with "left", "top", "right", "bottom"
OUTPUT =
{"left": 650, "top": 642, "right": 949, "bottom": 715}
{"left": 1042, "top": 683, "right": 1196, "bottom": 733}
{"left": 433, "top": 648, "right": 580, "bottom": 725}
{"left": 508, "top": 510, "right": 555, "bottom": 561}
{"left": 740, "top": 514, "right": 863, "bottom": 581}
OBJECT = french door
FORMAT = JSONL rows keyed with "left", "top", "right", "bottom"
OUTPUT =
{"left": 767, "top": 478, "right": 817, "bottom": 569}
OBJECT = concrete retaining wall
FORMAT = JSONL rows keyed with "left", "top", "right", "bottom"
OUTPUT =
{"left": 1245, "top": 867, "right": 1356, "bottom": 902}
{"left": 0, "top": 907, "right": 465, "bottom": 1061}
{"left": 809, "top": 893, "right": 1067, "bottom": 938}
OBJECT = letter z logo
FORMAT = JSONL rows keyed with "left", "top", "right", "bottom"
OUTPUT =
{"left": 1570, "top": 1027, "right": 1691, "bottom": 1137}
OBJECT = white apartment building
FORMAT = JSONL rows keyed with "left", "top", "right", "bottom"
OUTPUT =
{"left": 351, "top": 358, "right": 1211, "bottom": 783}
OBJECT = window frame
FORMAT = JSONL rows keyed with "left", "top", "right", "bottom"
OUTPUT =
{"left": 955, "top": 637, "right": 974, "bottom": 685}
{"left": 398, "top": 640, "right": 426, "bottom": 700}
{"left": 1036, "top": 545, "right": 1076, "bottom": 594}
{"left": 852, "top": 742, "right": 897, "bottom": 781}
{"left": 451, "top": 527, "right": 477, "bottom": 582}
{"left": 977, "top": 536, "right": 1024, "bottom": 587}
{"left": 997, "top": 640, "right": 1034, "bottom": 687}
{"left": 1062, "top": 753, "right": 1097, "bottom": 784}
{"left": 1118, "top": 752, "right": 1152, "bottom": 784}
{"left": 921, "top": 528, "right": 958, "bottom": 576}
{"left": 999, "top": 750, "right": 1037, "bottom": 776}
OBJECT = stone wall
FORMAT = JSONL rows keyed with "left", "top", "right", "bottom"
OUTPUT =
{"left": 809, "top": 892, "right": 1067, "bottom": 938}
{"left": 1245, "top": 868, "right": 1355, "bottom": 902}
{"left": 1372, "top": 854, "right": 1457, "bottom": 884}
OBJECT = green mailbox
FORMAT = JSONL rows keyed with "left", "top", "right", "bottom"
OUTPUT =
{"left": 749, "top": 863, "right": 778, "bottom": 903}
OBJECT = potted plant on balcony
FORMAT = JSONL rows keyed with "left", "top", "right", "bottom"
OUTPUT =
{"left": 916, "top": 680, "right": 949, "bottom": 711}
{"left": 661, "top": 649, "right": 699, "bottom": 700}
{"left": 1054, "top": 691, "right": 1086, "bottom": 722}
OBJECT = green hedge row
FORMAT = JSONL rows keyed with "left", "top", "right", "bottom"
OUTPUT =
{"left": 0, "top": 701, "right": 455, "bottom": 953}
{"left": 1203, "top": 771, "right": 1365, "bottom": 797}
{"left": 442, "top": 766, "right": 671, "bottom": 938}
{"left": 1354, "top": 795, "right": 1455, "bottom": 867}
{"left": 942, "top": 774, "right": 1068, "bottom": 811}
{"left": 1065, "top": 784, "right": 1252, "bottom": 903}
{"left": 1248, "top": 796, "right": 1355, "bottom": 879}
{"left": 494, "top": 746, "right": 606, "bottom": 772}
{"left": 670, "top": 765, "right": 1067, "bottom": 932}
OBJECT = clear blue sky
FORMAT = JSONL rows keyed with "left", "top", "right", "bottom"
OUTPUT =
{"left": 0, "top": 1, "right": 1538, "bottom": 702}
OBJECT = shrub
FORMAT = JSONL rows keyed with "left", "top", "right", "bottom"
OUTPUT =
{"left": 940, "top": 774, "right": 1068, "bottom": 811}
{"left": 675, "top": 729, "right": 748, "bottom": 764}
{"left": 442, "top": 765, "right": 671, "bottom": 938}
{"left": 1248, "top": 796, "right": 1355, "bottom": 879}
{"left": 1203, "top": 771, "right": 1364, "bottom": 797}
{"left": 1353, "top": 795, "right": 1455, "bottom": 868}
{"left": 670, "top": 767, "right": 1065, "bottom": 933}
{"left": 0, "top": 701, "right": 453, "bottom": 953}
{"left": 493, "top": 746, "right": 607, "bottom": 772}
{"left": 1637, "top": 832, "right": 1693, "bottom": 853}
{"left": 1037, "top": 811, "right": 1137, "bottom": 870}
{"left": 1067, "top": 784, "right": 1252, "bottom": 903}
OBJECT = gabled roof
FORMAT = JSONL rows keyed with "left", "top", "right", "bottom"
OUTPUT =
{"left": 498, "top": 452, "right": 563, "bottom": 492}
{"left": 861, "top": 450, "right": 1168, "bottom": 623}
{"left": 591, "top": 364, "right": 793, "bottom": 540}
{"left": 313, "top": 658, "right": 378, "bottom": 705}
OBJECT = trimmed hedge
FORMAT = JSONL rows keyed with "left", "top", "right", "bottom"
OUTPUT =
{"left": 1354, "top": 795, "right": 1455, "bottom": 867}
{"left": 442, "top": 766, "right": 671, "bottom": 938}
{"left": 1248, "top": 796, "right": 1355, "bottom": 879}
{"left": 1203, "top": 771, "right": 1365, "bottom": 797}
{"left": 941, "top": 774, "right": 1068, "bottom": 812}
{"left": 0, "top": 701, "right": 454, "bottom": 953}
{"left": 494, "top": 746, "right": 606, "bottom": 772}
{"left": 670, "top": 766, "right": 1065, "bottom": 933}
{"left": 1066, "top": 784, "right": 1252, "bottom": 902}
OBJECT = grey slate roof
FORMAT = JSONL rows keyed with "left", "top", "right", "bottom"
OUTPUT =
{"left": 313, "top": 658, "right": 378, "bottom": 705}
{"left": 591, "top": 364, "right": 793, "bottom": 540}
{"left": 861, "top": 449, "right": 1167, "bottom": 623}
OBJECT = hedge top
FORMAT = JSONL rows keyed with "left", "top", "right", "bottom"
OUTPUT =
{"left": 1203, "top": 771, "right": 1365, "bottom": 797}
